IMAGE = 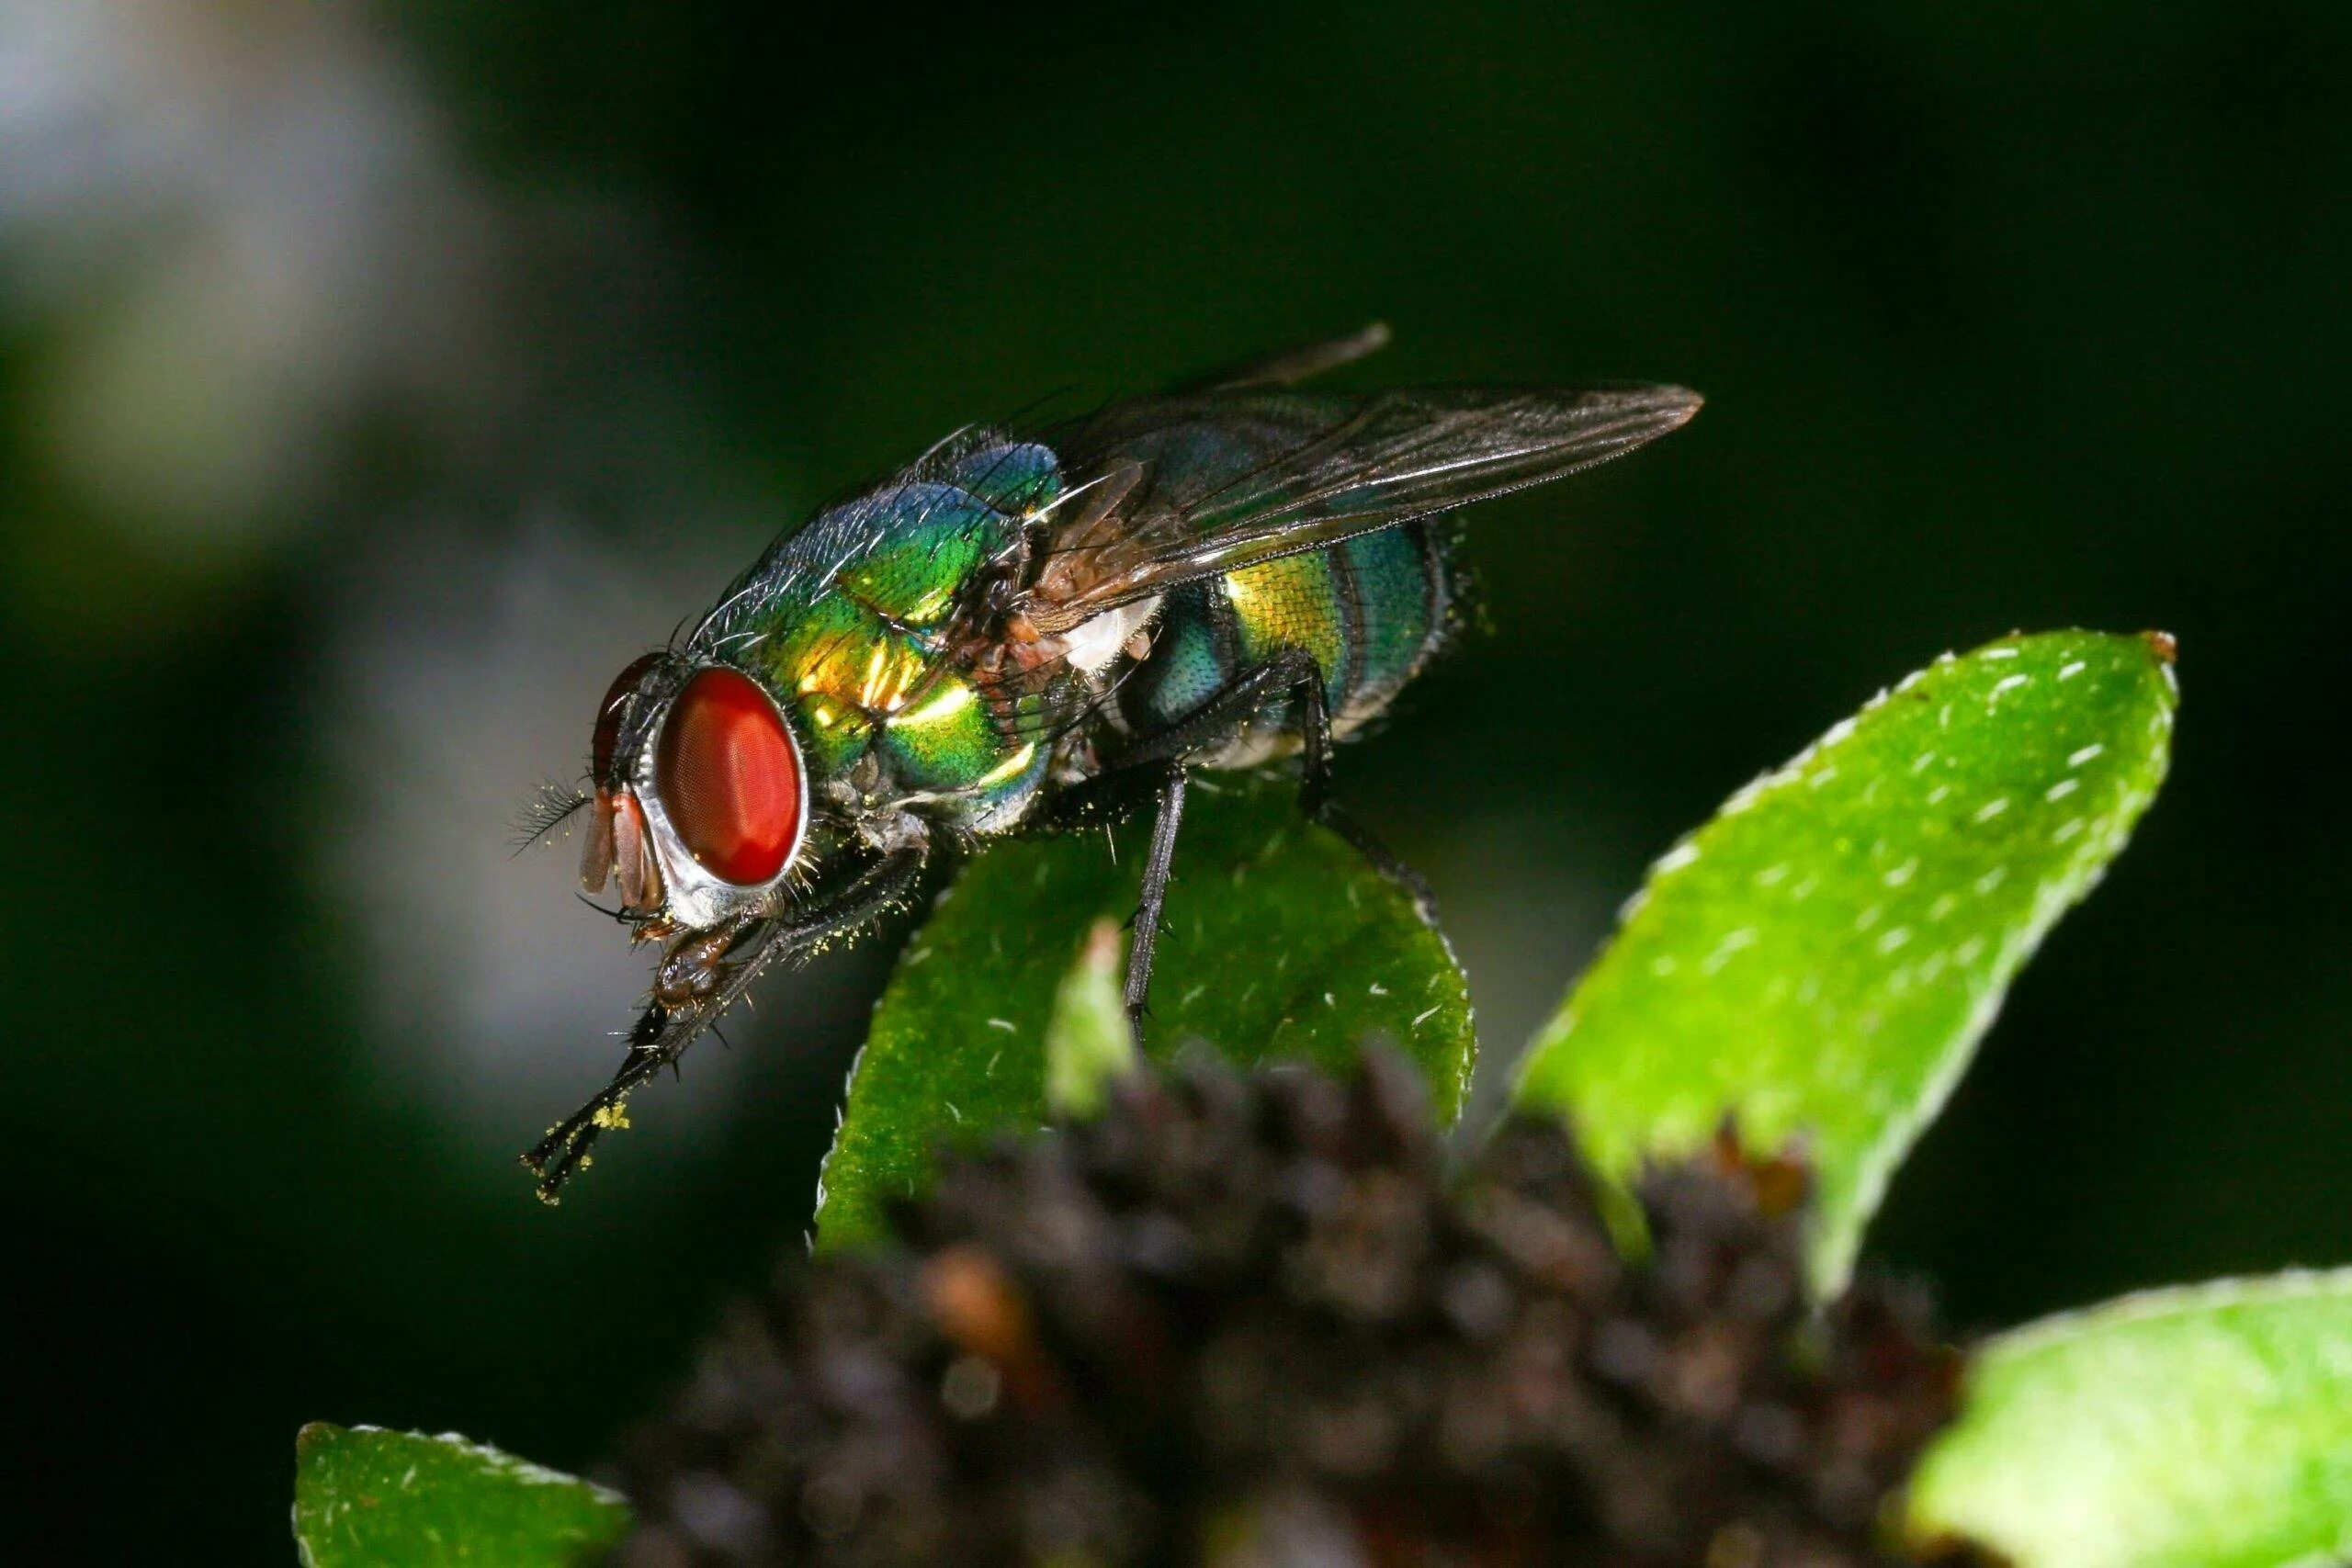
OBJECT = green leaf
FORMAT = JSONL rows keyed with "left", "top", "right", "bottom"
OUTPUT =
{"left": 1907, "top": 1270, "right": 2352, "bottom": 1567}
{"left": 1044, "top": 918, "right": 1137, "bottom": 1120}
{"left": 292, "top": 1423, "right": 628, "bottom": 1567}
{"left": 815, "top": 775, "right": 1474, "bottom": 1247}
{"left": 1513, "top": 630, "right": 2177, "bottom": 1292}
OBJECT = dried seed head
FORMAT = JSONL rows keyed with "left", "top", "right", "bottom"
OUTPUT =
{"left": 607, "top": 1051, "right": 1990, "bottom": 1566}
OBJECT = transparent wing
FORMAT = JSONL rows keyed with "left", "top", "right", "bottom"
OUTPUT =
{"left": 1021, "top": 383, "right": 1701, "bottom": 634}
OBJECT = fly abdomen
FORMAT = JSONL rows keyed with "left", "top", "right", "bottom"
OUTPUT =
{"left": 1118, "top": 522, "right": 1457, "bottom": 766}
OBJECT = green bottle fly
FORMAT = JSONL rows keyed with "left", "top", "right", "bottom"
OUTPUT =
{"left": 526, "top": 326, "right": 1700, "bottom": 1197}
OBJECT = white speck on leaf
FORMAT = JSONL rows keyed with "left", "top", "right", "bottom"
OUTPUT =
{"left": 1702, "top": 928, "right": 1758, "bottom": 975}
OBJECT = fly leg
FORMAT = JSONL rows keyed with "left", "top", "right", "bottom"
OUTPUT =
{"left": 524, "top": 842, "right": 931, "bottom": 1201}
{"left": 1286, "top": 666, "right": 1441, "bottom": 927}
{"left": 1124, "top": 766, "right": 1187, "bottom": 1048}
{"left": 1105, "top": 645, "right": 1439, "bottom": 922}
{"left": 1068, "top": 649, "right": 1440, "bottom": 1043}
{"left": 1070, "top": 650, "right": 1321, "bottom": 1044}
{"left": 1033, "top": 761, "right": 1190, "bottom": 1050}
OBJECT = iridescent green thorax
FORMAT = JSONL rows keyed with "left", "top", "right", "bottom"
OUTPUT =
{"left": 689, "top": 442, "right": 1063, "bottom": 832}
{"left": 689, "top": 433, "right": 1461, "bottom": 833}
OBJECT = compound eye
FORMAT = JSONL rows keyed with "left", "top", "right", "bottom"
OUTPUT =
{"left": 653, "top": 667, "right": 803, "bottom": 886}
{"left": 591, "top": 652, "right": 668, "bottom": 785}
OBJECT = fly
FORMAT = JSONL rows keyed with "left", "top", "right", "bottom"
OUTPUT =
{"left": 521, "top": 325, "right": 1699, "bottom": 1199}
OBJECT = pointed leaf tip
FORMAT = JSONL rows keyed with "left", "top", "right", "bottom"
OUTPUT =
{"left": 292, "top": 1424, "right": 627, "bottom": 1566}
{"left": 1512, "top": 630, "right": 2177, "bottom": 1294}
{"left": 1045, "top": 919, "right": 1136, "bottom": 1119}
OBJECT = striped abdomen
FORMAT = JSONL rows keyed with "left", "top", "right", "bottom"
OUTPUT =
{"left": 1116, "top": 522, "right": 1458, "bottom": 766}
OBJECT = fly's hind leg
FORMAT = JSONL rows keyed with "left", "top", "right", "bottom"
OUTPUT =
{"left": 1284, "top": 661, "right": 1442, "bottom": 927}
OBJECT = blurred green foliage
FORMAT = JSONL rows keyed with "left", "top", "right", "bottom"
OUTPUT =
{"left": 1909, "top": 1269, "right": 2352, "bottom": 1566}
{"left": 9, "top": 2, "right": 2350, "bottom": 1560}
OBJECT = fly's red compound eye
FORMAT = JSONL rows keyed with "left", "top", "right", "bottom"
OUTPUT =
{"left": 653, "top": 667, "right": 803, "bottom": 886}
{"left": 591, "top": 652, "right": 668, "bottom": 784}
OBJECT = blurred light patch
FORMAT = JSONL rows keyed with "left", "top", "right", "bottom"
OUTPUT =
{"left": 0, "top": 0, "right": 503, "bottom": 560}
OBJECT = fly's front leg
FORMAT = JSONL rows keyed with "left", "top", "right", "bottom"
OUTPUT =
{"left": 525, "top": 842, "right": 932, "bottom": 1201}
{"left": 652, "top": 916, "right": 760, "bottom": 1010}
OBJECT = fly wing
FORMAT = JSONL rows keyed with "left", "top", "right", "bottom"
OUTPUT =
{"left": 1021, "top": 384, "right": 1701, "bottom": 634}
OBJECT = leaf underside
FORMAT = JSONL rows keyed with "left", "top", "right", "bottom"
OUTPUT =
{"left": 1908, "top": 1270, "right": 2352, "bottom": 1567}
{"left": 1513, "top": 630, "right": 2177, "bottom": 1293}
{"left": 292, "top": 1423, "right": 628, "bottom": 1567}
{"left": 814, "top": 775, "right": 1475, "bottom": 1248}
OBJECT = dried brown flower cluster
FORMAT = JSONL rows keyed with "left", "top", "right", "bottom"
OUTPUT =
{"left": 608, "top": 1053, "right": 1984, "bottom": 1565}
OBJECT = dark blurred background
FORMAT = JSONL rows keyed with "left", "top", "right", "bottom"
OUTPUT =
{"left": 6, "top": 2, "right": 2346, "bottom": 1558}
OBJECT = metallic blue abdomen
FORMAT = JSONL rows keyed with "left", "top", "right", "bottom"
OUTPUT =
{"left": 1119, "top": 522, "right": 1456, "bottom": 758}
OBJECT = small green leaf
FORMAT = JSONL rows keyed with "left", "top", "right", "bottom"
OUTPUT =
{"left": 816, "top": 775, "right": 1474, "bottom": 1247}
{"left": 1044, "top": 918, "right": 1136, "bottom": 1120}
{"left": 1514, "top": 630, "right": 2177, "bottom": 1292}
{"left": 1908, "top": 1270, "right": 2352, "bottom": 1567}
{"left": 292, "top": 1423, "right": 628, "bottom": 1566}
